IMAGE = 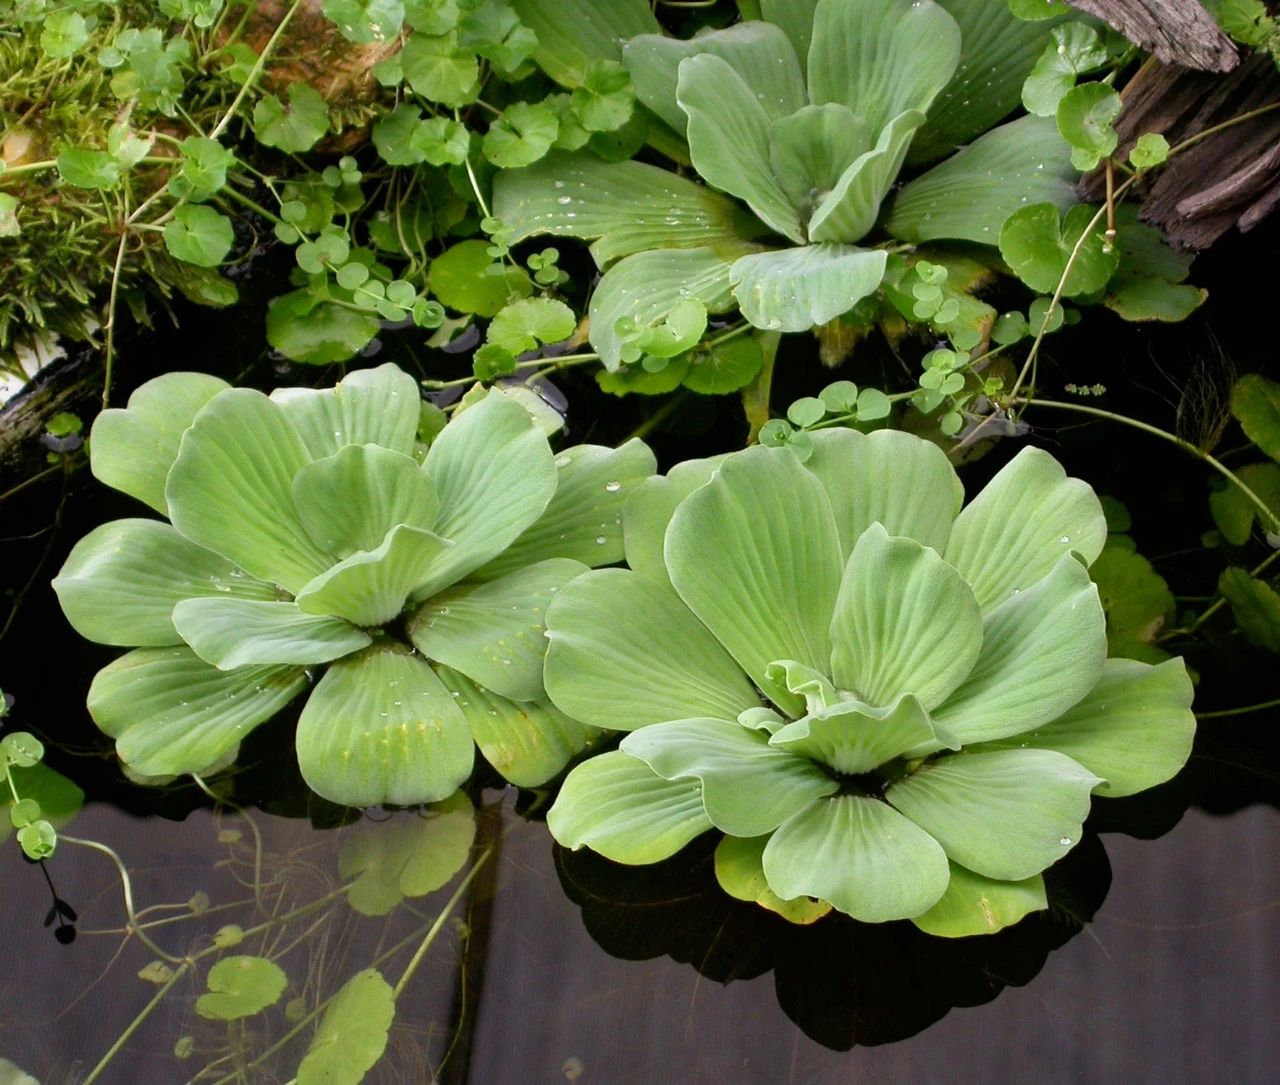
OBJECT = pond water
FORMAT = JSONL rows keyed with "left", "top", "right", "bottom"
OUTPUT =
{"left": 1, "top": 216, "right": 1278, "bottom": 1084}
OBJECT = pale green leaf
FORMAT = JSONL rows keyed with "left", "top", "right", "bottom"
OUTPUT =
{"left": 729, "top": 244, "right": 887, "bottom": 332}
{"left": 677, "top": 53, "right": 804, "bottom": 244}
{"left": 414, "top": 391, "right": 557, "bottom": 596}
{"left": 295, "top": 969, "right": 396, "bottom": 1085}
{"left": 622, "top": 717, "right": 836, "bottom": 837}
{"left": 624, "top": 21, "right": 806, "bottom": 138}
{"left": 166, "top": 390, "right": 333, "bottom": 593}
{"left": 767, "top": 103, "right": 870, "bottom": 214}
{"left": 804, "top": 428, "right": 963, "bottom": 557}
{"left": 295, "top": 525, "right": 453, "bottom": 628}
{"left": 999, "top": 202, "right": 1119, "bottom": 297}
{"left": 621, "top": 456, "right": 723, "bottom": 586}
{"left": 887, "top": 748, "right": 1100, "bottom": 881}
{"left": 433, "top": 665, "right": 597, "bottom": 786}
{"left": 88, "top": 647, "right": 306, "bottom": 776}
{"left": 401, "top": 30, "right": 479, "bottom": 106}
{"left": 976, "top": 657, "right": 1194, "bottom": 798}
{"left": 762, "top": 794, "right": 951, "bottom": 922}
{"left": 509, "top": 0, "right": 658, "bottom": 88}
{"left": 829, "top": 524, "right": 981, "bottom": 709}
{"left": 809, "top": 110, "right": 925, "bottom": 243}
{"left": 270, "top": 363, "right": 423, "bottom": 460}
{"left": 486, "top": 297, "right": 575, "bottom": 354}
{"left": 90, "top": 372, "right": 229, "bottom": 515}
{"left": 53, "top": 519, "right": 276, "bottom": 647}
{"left": 667, "top": 446, "right": 843, "bottom": 714}
{"left": 173, "top": 598, "right": 370, "bottom": 669}
{"left": 478, "top": 439, "right": 657, "bottom": 576}
{"left": 196, "top": 956, "right": 287, "bottom": 1020}
{"left": 713, "top": 834, "right": 832, "bottom": 923}
{"left": 547, "top": 750, "right": 712, "bottom": 864}
{"left": 339, "top": 792, "right": 475, "bottom": 916}
{"left": 292, "top": 445, "right": 437, "bottom": 559}
{"left": 760, "top": 0, "right": 817, "bottom": 61}
{"left": 944, "top": 445, "right": 1107, "bottom": 609}
{"left": 492, "top": 152, "right": 751, "bottom": 268}
{"left": 932, "top": 554, "right": 1106, "bottom": 745}
{"left": 588, "top": 247, "right": 741, "bottom": 369}
{"left": 885, "top": 114, "right": 1077, "bottom": 245}
{"left": 807, "top": 0, "right": 960, "bottom": 137}
{"left": 408, "top": 559, "right": 585, "bottom": 701}
{"left": 911, "top": 862, "right": 1047, "bottom": 937}
{"left": 769, "top": 694, "right": 947, "bottom": 774}
{"left": 295, "top": 644, "right": 474, "bottom": 806}
{"left": 544, "top": 569, "right": 758, "bottom": 730}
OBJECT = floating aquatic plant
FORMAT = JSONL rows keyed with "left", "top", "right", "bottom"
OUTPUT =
{"left": 544, "top": 432, "right": 1196, "bottom": 936}
{"left": 54, "top": 363, "right": 655, "bottom": 806}
{"left": 494, "top": 0, "right": 1078, "bottom": 366}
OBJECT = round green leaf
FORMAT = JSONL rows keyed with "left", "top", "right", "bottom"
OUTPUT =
{"left": 296, "top": 969, "right": 396, "bottom": 1085}
{"left": 266, "top": 292, "right": 381, "bottom": 365}
{"left": 196, "top": 956, "right": 288, "bottom": 1021}
{"left": 998, "top": 203, "right": 1119, "bottom": 297}
{"left": 164, "top": 205, "right": 235, "bottom": 268}
{"left": 427, "top": 240, "right": 533, "bottom": 317}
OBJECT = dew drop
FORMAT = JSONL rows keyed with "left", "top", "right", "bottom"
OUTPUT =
{"left": 1059, "top": 837, "right": 1072, "bottom": 846}
{"left": 556, "top": 195, "right": 572, "bottom": 205}
{"left": 555, "top": 453, "right": 572, "bottom": 467}
{"left": 594, "top": 535, "right": 607, "bottom": 545}
{"left": 1059, "top": 535, "right": 1071, "bottom": 544}
{"left": 604, "top": 480, "right": 622, "bottom": 492}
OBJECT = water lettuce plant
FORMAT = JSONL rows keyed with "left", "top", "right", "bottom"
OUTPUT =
{"left": 544, "top": 433, "right": 1196, "bottom": 936}
{"left": 494, "top": 0, "right": 1078, "bottom": 366}
{"left": 53, "top": 363, "right": 655, "bottom": 806}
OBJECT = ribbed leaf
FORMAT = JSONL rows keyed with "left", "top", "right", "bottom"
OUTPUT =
{"left": 548, "top": 750, "right": 713, "bottom": 864}
{"left": 768, "top": 103, "right": 870, "bottom": 213}
{"left": 909, "top": 0, "right": 1060, "bottom": 163}
{"left": 808, "top": 110, "right": 925, "bottom": 243}
{"left": 53, "top": 518, "right": 276, "bottom": 647}
{"left": 932, "top": 555, "right": 1106, "bottom": 745}
{"left": 478, "top": 439, "right": 657, "bottom": 577}
{"left": 588, "top": 246, "right": 741, "bottom": 369}
{"left": 729, "top": 244, "right": 887, "bottom": 332}
{"left": 173, "top": 598, "right": 370, "bottom": 669}
{"left": 807, "top": 0, "right": 960, "bottom": 138}
{"left": 677, "top": 53, "right": 804, "bottom": 243}
{"left": 885, "top": 114, "right": 1077, "bottom": 244}
{"left": 976, "top": 657, "right": 1195, "bottom": 798}
{"left": 414, "top": 392, "right": 557, "bottom": 597}
{"left": 269, "top": 363, "right": 422, "bottom": 461}
{"left": 292, "top": 444, "right": 438, "bottom": 559}
{"left": 88, "top": 646, "right": 306, "bottom": 776}
{"left": 295, "top": 644, "right": 474, "bottom": 807}
{"left": 165, "top": 389, "right": 333, "bottom": 593}
{"left": 713, "top": 834, "right": 832, "bottom": 923}
{"left": 621, "top": 456, "right": 724, "bottom": 586}
{"left": 886, "top": 748, "right": 1101, "bottom": 881}
{"left": 510, "top": 0, "right": 658, "bottom": 87}
{"left": 544, "top": 569, "right": 759, "bottom": 730}
{"left": 831, "top": 524, "right": 980, "bottom": 709}
{"left": 89, "top": 372, "right": 229, "bottom": 515}
{"left": 625, "top": 21, "right": 806, "bottom": 137}
{"left": 493, "top": 152, "right": 750, "bottom": 268}
{"left": 944, "top": 445, "right": 1107, "bottom": 609}
{"left": 760, "top": 0, "right": 819, "bottom": 65}
{"left": 911, "top": 862, "right": 1047, "bottom": 938}
{"left": 762, "top": 795, "right": 951, "bottom": 922}
{"left": 769, "top": 694, "right": 946, "bottom": 774}
{"left": 434, "top": 665, "right": 598, "bottom": 787}
{"left": 666, "top": 446, "right": 844, "bottom": 714}
{"left": 295, "top": 525, "right": 453, "bottom": 628}
{"left": 804, "top": 428, "right": 963, "bottom": 558}
{"left": 408, "top": 559, "right": 585, "bottom": 702}
{"left": 622, "top": 717, "right": 837, "bottom": 837}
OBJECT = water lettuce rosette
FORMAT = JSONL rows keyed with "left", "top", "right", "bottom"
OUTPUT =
{"left": 53, "top": 364, "right": 655, "bottom": 806}
{"left": 495, "top": 0, "right": 1077, "bottom": 365}
{"left": 544, "top": 433, "right": 1195, "bottom": 936}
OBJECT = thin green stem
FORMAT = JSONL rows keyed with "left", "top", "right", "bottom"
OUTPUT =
{"left": 1197, "top": 695, "right": 1280, "bottom": 719}
{"left": 208, "top": 0, "right": 305, "bottom": 141}
{"left": 81, "top": 961, "right": 191, "bottom": 1085}
{"left": 0, "top": 463, "right": 63, "bottom": 504}
{"left": 192, "top": 773, "right": 265, "bottom": 908}
{"left": 1016, "top": 398, "right": 1280, "bottom": 535}
{"left": 1162, "top": 549, "right": 1280, "bottom": 640}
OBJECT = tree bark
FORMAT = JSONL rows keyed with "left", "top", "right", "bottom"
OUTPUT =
{"left": 1067, "top": 0, "right": 1240, "bottom": 72}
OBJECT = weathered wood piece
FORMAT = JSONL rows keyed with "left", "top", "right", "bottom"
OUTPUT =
{"left": 1079, "top": 55, "right": 1280, "bottom": 249}
{"left": 1067, "top": 0, "right": 1240, "bottom": 72}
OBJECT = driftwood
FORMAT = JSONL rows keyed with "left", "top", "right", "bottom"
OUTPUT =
{"left": 1080, "top": 55, "right": 1280, "bottom": 249}
{"left": 1067, "top": 0, "right": 1240, "bottom": 72}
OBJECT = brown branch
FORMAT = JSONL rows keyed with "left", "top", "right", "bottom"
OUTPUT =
{"left": 1067, "top": 0, "right": 1240, "bottom": 72}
